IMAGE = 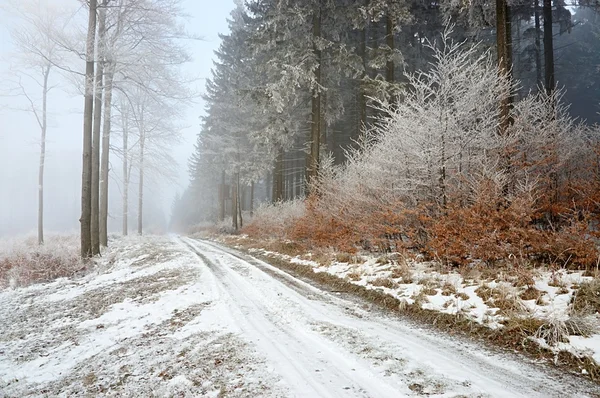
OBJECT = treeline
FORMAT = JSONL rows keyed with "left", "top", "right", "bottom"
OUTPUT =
{"left": 174, "top": 1, "right": 600, "bottom": 267}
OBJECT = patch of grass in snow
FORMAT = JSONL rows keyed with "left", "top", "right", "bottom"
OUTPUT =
{"left": 572, "top": 278, "right": 600, "bottom": 315}
{"left": 1, "top": 267, "right": 200, "bottom": 364}
{"left": 27, "top": 313, "right": 283, "bottom": 398}
{"left": 0, "top": 234, "right": 82, "bottom": 288}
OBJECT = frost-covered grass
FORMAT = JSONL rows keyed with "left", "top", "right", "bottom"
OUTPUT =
{"left": 222, "top": 234, "right": 600, "bottom": 376}
{"left": 0, "top": 233, "right": 82, "bottom": 289}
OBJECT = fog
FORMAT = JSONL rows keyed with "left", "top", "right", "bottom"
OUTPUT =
{"left": 0, "top": 0, "right": 235, "bottom": 237}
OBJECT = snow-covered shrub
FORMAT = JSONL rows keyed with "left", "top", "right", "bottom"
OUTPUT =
{"left": 0, "top": 233, "right": 82, "bottom": 288}
{"left": 243, "top": 199, "right": 305, "bottom": 239}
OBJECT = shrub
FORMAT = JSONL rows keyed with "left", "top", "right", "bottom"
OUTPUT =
{"left": 0, "top": 234, "right": 82, "bottom": 288}
{"left": 243, "top": 199, "right": 305, "bottom": 240}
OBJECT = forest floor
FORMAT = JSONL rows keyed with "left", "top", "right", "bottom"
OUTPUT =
{"left": 1, "top": 235, "right": 599, "bottom": 397}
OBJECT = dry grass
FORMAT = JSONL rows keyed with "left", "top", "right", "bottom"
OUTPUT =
{"left": 520, "top": 286, "right": 543, "bottom": 301}
{"left": 0, "top": 234, "right": 82, "bottom": 288}
{"left": 572, "top": 278, "right": 600, "bottom": 315}
{"left": 390, "top": 263, "right": 414, "bottom": 283}
{"left": 441, "top": 282, "right": 457, "bottom": 296}
{"left": 371, "top": 277, "right": 396, "bottom": 289}
{"left": 456, "top": 292, "right": 470, "bottom": 300}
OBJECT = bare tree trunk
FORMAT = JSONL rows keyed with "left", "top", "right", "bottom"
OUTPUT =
{"left": 358, "top": 1, "right": 368, "bottom": 137}
{"left": 273, "top": 146, "right": 284, "bottom": 202}
{"left": 543, "top": 0, "right": 558, "bottom": 205}
{"left": 237, "top": 173, "right": 243, "bottom": 228}
{"left": 138, "top": 128, "right": 145, "bottom": 235}
{"left": 386, "top": 12, "right": 394, "bottom": 84}
{"left": 308, "top": 3, "right": 322, "bottom": 190}
{"left": 100, "top": 62, "right": 114, "bottom": 247}
{"left": 80, "top": 0, "right": 97, "bottom": 259}
{"left": 265, "top": 172, "right": 272, "bottom": 203}
{"left": 231, "top": 174, "right": 238, "bottom": 230}
{"left": 543, "top": 0, "right": 555, "bottom": 96}
{"left": 534, "top": 0, "right": 543, "bottom": 89}
{"left": 250, "top": 181, "right": 254, "bottom": 217}
{"left": 91, "top": 6, "right": 106, "bottom": 255}
{"left": 496, "top": 0, "right": 513, "bottom": 136}
{"left": 38, "top": 65, "right": 50, "bottom": 245}
{"left": 218, "top": 170, "right": 226, "bottom": 221}
{"left": 122, "top": 111, "right": 129, "bottom": 236}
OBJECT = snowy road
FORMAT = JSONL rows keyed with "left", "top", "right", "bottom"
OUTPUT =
{"left": 178, "top": 237, "right": 595, "bottom": 398}
{"left": 1, "top": 235, "right": 597, "bottom": 397}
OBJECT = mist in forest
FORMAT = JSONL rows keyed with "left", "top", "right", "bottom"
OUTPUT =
{"left": 0, "top": 0, "right": 235, "bottom": 238}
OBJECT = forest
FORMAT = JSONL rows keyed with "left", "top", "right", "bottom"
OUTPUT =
{"left": 3, "top": 2, "right": 600, "bottom": 391}
{"left": 170, "top": 0, "right": 600, "bottom": 269}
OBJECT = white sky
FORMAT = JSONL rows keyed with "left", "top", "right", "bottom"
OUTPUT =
{"left": 0, "top": 0, "right": 235, "bottom": 236}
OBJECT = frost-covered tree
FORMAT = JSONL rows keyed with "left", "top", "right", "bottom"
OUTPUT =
{"left": 0, "top": 0, "right": 72, "bottom": 245}
{"left": 319, "top": 29, "right": 511, "bottom": 214}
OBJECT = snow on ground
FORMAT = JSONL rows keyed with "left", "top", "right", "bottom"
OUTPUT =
{"left": 243, "top": 242, "right": 600, "bottom": 370}
{"left": 1, "top": 235, "right": 598, "bottom": 397}
{"left": 0, "top": 236, "right": 284, "bottom": 397}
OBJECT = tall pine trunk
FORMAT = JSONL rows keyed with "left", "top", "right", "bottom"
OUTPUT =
{"left": 231, "top": 174, "right": 238, "bottom": 230}
{"left": 250, "top": 181, "right": 254, "bottom": 217}
{"left": 543, "top": 0, "right": 558, "bottom": 205}
{"left": 219, "top": 170, "right": 225, "bottom": 221}
{"left": 496, "top": 0, "right": 512, "bottom": 136}
{"left": 237, "top": 173, "right": 243, "bottom": 228}
{"left": 308, "top": 3, "right": 322, "bottom": 190}
{"left": 38, "top": 65, "right": 50, "bottom": 245}
{"left": 358, "top": 1, "right": 368, "bottom": 137}
{"left": 80, "top": 0, "right": 97, "bottom": 259}
{"left": 543, "top": 0, "right": 555, "bottom": 96}
{"left": 535, "top": 0, "right": 543, "bottom": 88}
{"left": 386, "top": 12, "right": 394, "bottom": 84}
{"left": 273, "top": 146, "right": 284, "bottom": 202}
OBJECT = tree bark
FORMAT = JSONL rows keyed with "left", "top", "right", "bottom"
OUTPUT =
{"left": 80, "top": 0, "right": 97, "bottom": 259}
{"left": 273, "top": 146, "right": 284, "bottom": 202}
{"left": 535, "top": 0, "right": 543, "bottom": 89}
{"left": 496, "top": 0, "right": 512, "bottom": 135}
{"left": 386, "top": 12, "right": 394, "bottom": 85}
{"left": 91, "top": 5, "right": 106, "bottom": 255}
{"left": 100, "top": 61, "right": 114, "bottom": 246}
{"left": 122, "top": 110, "right": 129, "bottom": 236}
{"left": 219, "top": 170, "right": 225, "bottom": 221}
{"left": 358, "top": 1, "right": 368, "bottom": 137}
{"left": 250, "top": 181, "right": 254, "bottom": 216}
{"left": 237, "top": 173, "right": 243, "bottom": 228}
{"left": 137, "top": 124, "right": 145, "bottom": 235}
{"left": 308, "top": 3, "right": 322, "bottom": 190}
{"left": 543, "top": 0, "right": 555, "bottom": 96}
{"left": 38, "top": 65, "right": 50, "bottom": 245}
{"left": 231, "top": 174, "right": 238, "bottom": 230}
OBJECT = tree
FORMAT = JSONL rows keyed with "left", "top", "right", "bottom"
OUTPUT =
{"left": 91, "top": 2, "right": 108, "bottom": 254}
{"left": 496, "top": 0, "right": 513, "bottom": 135}
{"left": 0, "top": 0, "right": 70, "bottom": 245}
{"left": 81, "top": 0, "right": 97, "bottom": 259}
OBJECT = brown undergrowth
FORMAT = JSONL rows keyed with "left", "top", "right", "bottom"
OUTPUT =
{"left": 0, "top": 235, "right": 83, "bottom": 288}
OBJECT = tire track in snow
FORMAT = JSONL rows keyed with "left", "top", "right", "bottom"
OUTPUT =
{"left": 180, "top": 237, "right": 409, "bottom": 398}
{"left": 179, "top": 237, "right": 597, "bottom": 398}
